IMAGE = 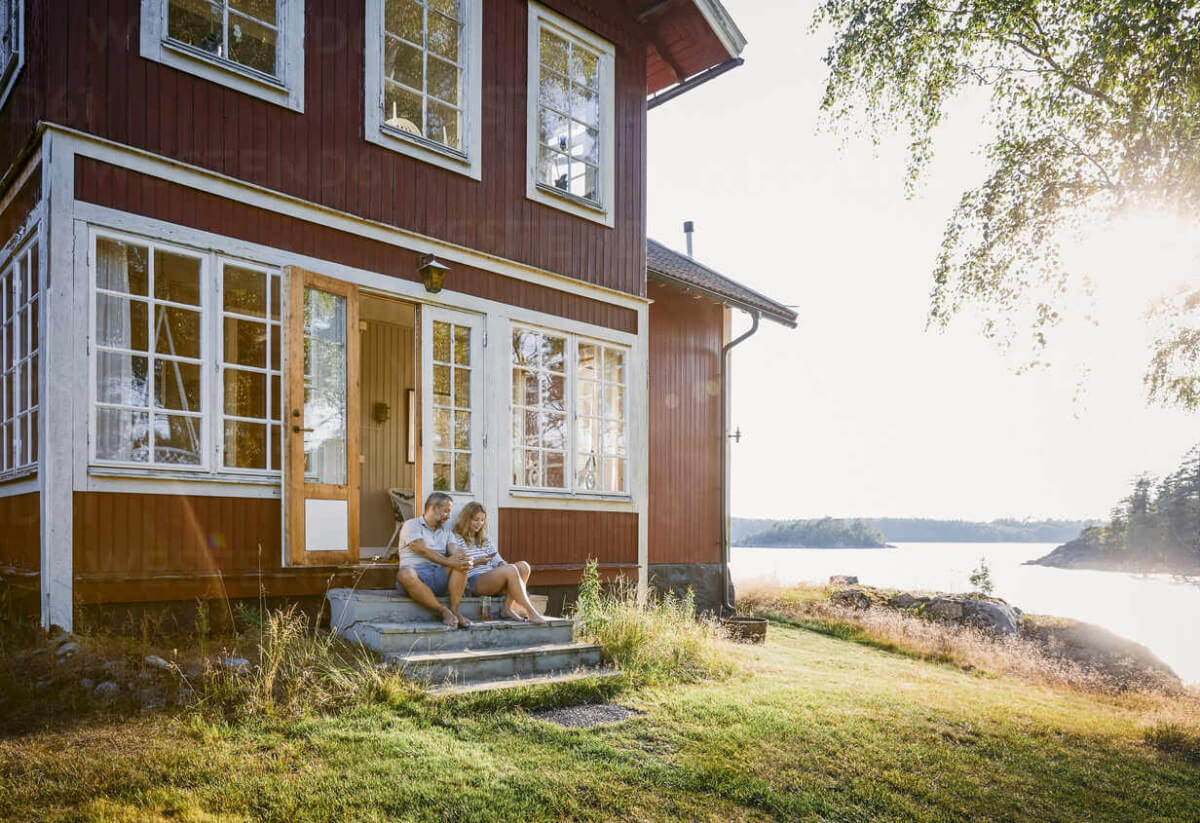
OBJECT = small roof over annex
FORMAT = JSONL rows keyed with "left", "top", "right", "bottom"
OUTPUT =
{"left": 647, "top": 239, "right": 798, "bottom": 328}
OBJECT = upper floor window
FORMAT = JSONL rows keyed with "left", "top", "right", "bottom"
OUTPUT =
{"left": 167, "top": 0, "right": 280, "bottom": 77}
{"left": 0, "top": 1, "right": 24, "bottom": 110}
{"left": 365, "top": 0, "right": 482, "bottom": 178}
{"left": 140, "top": 0, "right": 305, "bottom": 112}
{"left": 525, "top": 2, "right": 615, "bottom": 227}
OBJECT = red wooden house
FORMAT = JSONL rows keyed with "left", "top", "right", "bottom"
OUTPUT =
{"left": 0, "top": 0, "right": 795, "bottom": 631}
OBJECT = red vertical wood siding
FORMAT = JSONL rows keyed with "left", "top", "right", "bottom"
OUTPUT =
{"left": 5, "top": 0, "right": 648, "bottom": 297}
{"left": 497, "top": 507, "right": 638, "bottom": 571}
{"left": 0, "top": 492, "right": 40, "bottom": 573}
{"left": 647, "top": 278, "right": 723, "bottom": 565}
{"left": 76, "top": 158, "right": 638, "bottom": 334}
{"left": 0, "top": 165, "right": 41, "bottom": 243}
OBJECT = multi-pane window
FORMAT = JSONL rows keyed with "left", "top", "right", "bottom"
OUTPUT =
{"left": 382, "top": 0, "right": 465, "bottom": 152}
{"left": 90, "top": 230, "right": 283, "bottom": 476}
{"left": 1, "top": 236, "right": 37, "bottom": 475}
{"left": 93, "top": 237, "right": 206, "bottom": 467}
{"left": 221, "top": 262, "right": 281, "bottom": 472}
{"left": 575, "top": 342, "right": 625, "bottom": 493}
{"left": 167, "top": 0, "right": 280, "bottom": 77}
{"left": 534, "top": 23, "right": 602, "bottom": 203}
{"left": 511, "top": 327, "right": 628, "bottom": 495}
{"left": 431, "top": 319, "right": 473, "bottom": 492}
{"left": 0, "top": 1, "right": 20, "bottom": 100}
{"left": 512, "top": 328, "right": 567, "bottom": 490}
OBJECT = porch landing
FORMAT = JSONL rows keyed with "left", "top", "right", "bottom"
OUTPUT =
{"left": 327, "top": 588, "right": 615, "bottom": 692}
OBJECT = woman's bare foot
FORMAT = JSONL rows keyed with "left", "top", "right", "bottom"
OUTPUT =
{"left": 455, "top": 612, "right": 473, "bottom": 629}
{"left": 499, "top": 605, "right": 526, "bottom": 621}
{"left": 439, "top": 608, "right": 458, "bottom": 628}
{"left": 526, "top": 612, "right": 548, "bottom": 625}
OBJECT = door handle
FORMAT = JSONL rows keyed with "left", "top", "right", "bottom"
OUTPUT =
{"left": 292, "top": 426, "right": 314, "bottom": 433}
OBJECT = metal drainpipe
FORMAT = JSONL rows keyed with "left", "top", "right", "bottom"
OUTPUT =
{"left": 720, "top": 309, "right": 760, "bottom": 616}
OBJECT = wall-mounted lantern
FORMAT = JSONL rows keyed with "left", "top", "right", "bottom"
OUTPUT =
{"left": 419, "top": 253, "right": 450, "bottom": 294}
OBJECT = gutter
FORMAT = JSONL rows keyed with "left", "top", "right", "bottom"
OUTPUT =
{"left": 647, "top": 58, "right": 744, "bottom": 111}
{"left": 720, "top": 309, "right": 760, "bottom": 616}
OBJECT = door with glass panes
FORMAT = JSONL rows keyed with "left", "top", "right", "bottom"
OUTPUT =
{"left": 420, "top": 307, "right": 484, "bottom": 513}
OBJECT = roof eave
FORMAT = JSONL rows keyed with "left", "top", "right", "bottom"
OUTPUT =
{"left": 691, "top": 0, "right": 748, "bottom": 59}
{"left": 648, "top": 268, "right": 798, "bottom": 329}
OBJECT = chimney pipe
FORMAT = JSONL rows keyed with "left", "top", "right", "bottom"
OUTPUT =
{"left": 683, "top": 220, "right": 694, "bottom": 257}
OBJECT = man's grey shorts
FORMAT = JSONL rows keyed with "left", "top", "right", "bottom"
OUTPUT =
{"left": 398, "top": 564, "right": 449, "bottom": 597}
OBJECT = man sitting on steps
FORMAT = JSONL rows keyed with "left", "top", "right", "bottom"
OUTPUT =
{"left": 394, "top": 492, "right": 474, "bottom": 628}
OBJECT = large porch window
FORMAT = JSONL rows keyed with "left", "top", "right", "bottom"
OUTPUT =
{"left": 511, "top": 326, "right": 628, "bottom": 495}
{"left": 88, "top": 230, "right": 283, "bottom": 476}
{"left": 0, "top": 233, "right": 37, "bottom": 476}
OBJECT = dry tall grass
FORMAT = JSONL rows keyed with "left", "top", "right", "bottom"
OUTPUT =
{"left": 572, "top": 561, "right": 734, "bottom": 685}
{"left": 737, "top": 581, "right": 1176, "bottom": 694}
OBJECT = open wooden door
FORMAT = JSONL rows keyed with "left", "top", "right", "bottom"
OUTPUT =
{"left": 285, "top": 268, "right": 360, "bottom": 565}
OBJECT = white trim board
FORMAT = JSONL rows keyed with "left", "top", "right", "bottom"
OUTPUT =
{"left": 47, "top": 125, "right": 648, "bottom": 310}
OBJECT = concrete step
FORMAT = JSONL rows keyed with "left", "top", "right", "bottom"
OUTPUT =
{"left": 388, "top": 642, "right": 605, "bottom": 685}
{"left": 328, "top": 587, "right": 551, "bottom": 629}
{"left": 345, "top": 617, "right": 575, "bottom": 655}
{"left": 428, "top": 667, "right": 622, "bottom": 697}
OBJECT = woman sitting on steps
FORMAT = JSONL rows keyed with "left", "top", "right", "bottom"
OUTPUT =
{"left": 450, "top": 502, "right": 548, "bottom": 625}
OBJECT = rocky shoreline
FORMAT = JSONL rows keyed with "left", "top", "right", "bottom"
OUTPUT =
{"left": 1025, "top": 536, "right": 1200, "bottom": 576}
{"left": 825, "top": 576, "right": 1181, "bottom": 691}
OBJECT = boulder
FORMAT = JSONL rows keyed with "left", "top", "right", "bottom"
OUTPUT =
{"left": 924, "top": 598, "right": 965, "bottom": 622}
{"left": 961, "top": 598, "right": 1020, "bottom": 635}
{"left": 829, "top": 575, "right": 859, "bottom": 586}
{"left": 93, "top": 681, "right": 119, "bottom": 700}
{"left": 888, "top": 592, "right": 930, "bottom": 610}
{"left": 831, "top": 589, "right": 872, "bottom": 610}
{"left": 1021, "top": 618, "right": 1180, "bottom": 689}
{"left": 221, "top": 656, "right": 251, "bottom": 671}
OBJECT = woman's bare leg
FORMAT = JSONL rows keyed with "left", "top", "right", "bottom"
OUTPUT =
{"left": 508, "top": 561, "right": 533, "bottom": 619}
{"left": 473, "top": 566, "right": 546, "bottom": 624}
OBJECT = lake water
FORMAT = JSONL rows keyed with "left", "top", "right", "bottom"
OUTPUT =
{"left": 731, "top": 542, "right": 1200, "bottom": 685}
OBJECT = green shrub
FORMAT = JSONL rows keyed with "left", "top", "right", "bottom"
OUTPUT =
{"left": 571, "top": 559, "right": 734, "bottom": 686}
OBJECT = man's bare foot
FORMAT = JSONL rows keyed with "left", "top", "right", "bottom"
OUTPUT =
{"left": 455, "top": 612, "right": 473, "bottom": 629}
{"left": 499, "top": 606, "right": 526, "bottom": 621}
{"left": 439, "top": 608, "right": 458, "bottom": 628}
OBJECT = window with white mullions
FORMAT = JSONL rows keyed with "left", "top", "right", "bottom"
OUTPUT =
{"left": 220, "top": 261, "right": 282, "bottom": 472}
{"left": 575, "top": 342, "right": 626, "bottom": 493}
{"left": 431, "top": 319, "right": 473, "bottom": 492}
{"left": 383, "top": 0, "right": 465, "bottom": 152}
{"left": 535, "top": 25, "right": 602, "bottom": 203}
{"left": 511, "top": 327, "right": 568, "bottom": 490}
{"left": 93, "top": 236, "right": 206, "bottom": 468}
{"left": 0, "top": 235, "right": 38, "bottom": 475}
{"left": 0, "top": 1, "right": 22, "bottom": 107}
{"left": 167, "top": 0, "right": 280, "bottom": 77}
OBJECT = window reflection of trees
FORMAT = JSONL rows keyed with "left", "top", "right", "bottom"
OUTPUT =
{"left": 302, "top": 288, "right": 347, "bottom": 486}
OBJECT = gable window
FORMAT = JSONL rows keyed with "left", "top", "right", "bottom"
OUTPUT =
{"left": 365, "top": 0, "right": 482, "bottom": 178}
{"left": 140, "top": 0, "right": 305, "bottom": 112}
{"left": 89, "top": 229, "right": 284, "bottom": 478}
{"left": 0, "top": 0, "right": 24, "bottom": 110}
{"left": 511, "top": 326, "right": 628, "bottom": 495}
{"left": 0, "top": 233, "right": 37, "bottom": 476}
{"left": 525, "top": 2, "right": 615, "bottom": 227}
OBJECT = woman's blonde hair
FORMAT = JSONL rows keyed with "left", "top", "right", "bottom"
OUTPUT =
{"left": 452, "top": 502, "right": 488, "bottom": 547}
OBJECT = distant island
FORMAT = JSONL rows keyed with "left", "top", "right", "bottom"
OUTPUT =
{"left": 733, "top": 517, "right": 1094, "bottom": 547}
{"left": 1027, "top": 445, "right": 1200, "bottom": 575}
{"left": 739, "top": 518, "right": 888, "bottom": 548}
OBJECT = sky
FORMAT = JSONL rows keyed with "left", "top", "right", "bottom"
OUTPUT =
{"left": 645, "top": 0, "right": 1200, "bottom": 522}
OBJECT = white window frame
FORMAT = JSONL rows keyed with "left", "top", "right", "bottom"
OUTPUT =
{"left": 525, "top": 1, "right": 616, "bottom": 228}
{"left": 139, "top": 0, "right": 306, "bottom": 113}
{"left": 509, "top": 322, "right": 629, "bottom": 499}
{"left": 87, "top": 227, "right": 285, "bottom": 480}
{"left": 0, "top": 0, "right": 24, "bottom": 111}
{"left": 0, "top": 228, "right": 38, "bottom": 479}
{"left": 363, "top": 0, "right": 482, "bottom": 179}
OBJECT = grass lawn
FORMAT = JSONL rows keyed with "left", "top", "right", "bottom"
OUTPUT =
{"left": 1, "top": 624, "right": 1197, "bottom": 822}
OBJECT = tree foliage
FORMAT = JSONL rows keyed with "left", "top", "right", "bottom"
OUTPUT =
{"left": 1076, "top": 444, "right": 1200, "bottom": 567}
{"left": 742, "top": 517, "right": 888, "bottom": 548}
{"left": 815, "top": 0, "right": 1200, "bottom": 405}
